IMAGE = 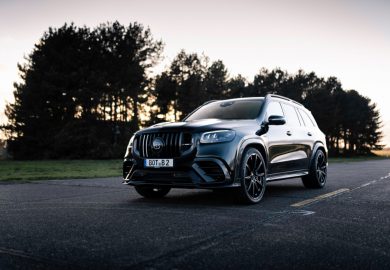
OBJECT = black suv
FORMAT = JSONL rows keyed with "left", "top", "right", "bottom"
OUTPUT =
{"left": 123, "top": 94, "right": 328, "bottom": 203}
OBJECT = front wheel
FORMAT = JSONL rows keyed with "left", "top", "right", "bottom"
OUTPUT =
{"left": 134, "top": 186, "right": 171, "bottom": 198}
{"left": 237, "top": 148, "right": 267, "bottom": 204}
{"left": 302, "top": 149, "right": 327, "bottom": 188}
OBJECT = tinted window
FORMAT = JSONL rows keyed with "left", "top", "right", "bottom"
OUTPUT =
{"left": 298, "top": 109, "right": 315, "bottom": 127}
{"left": 186, "top": 99, "right": 263, "bottom": 121}
{"left": 281, "top": 103, "right": 301, "bottom": 127}
{"left": 266, "top": 101, "right": 284, "bottom": 117}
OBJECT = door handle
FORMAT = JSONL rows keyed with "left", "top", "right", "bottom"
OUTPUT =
{"left": 286, "top": 131, "right": 292, "bottom": 136}
{"left": 307, "top": 132, "right": 312, "bottom": 136}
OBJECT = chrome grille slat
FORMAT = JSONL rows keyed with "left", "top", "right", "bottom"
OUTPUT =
{"left": 169, "top": 133, "right": 174, "bottom": 157}
{"left": 137, "top": 131, "right": 192, "bottom": 158}
{"left": 173, "top": 133, "right": 177, "bottom": 156}
{"left": 167, "top": 133, "right": 171, "bottom": 157}
{"left": 178, "top": 133, "right": 183, "bottom": 154}
{"left": 145, "top": 134, "right": 150, "bottom": 157}
{"left": 175, "top": 133, "right": 179, "bottom": 155}
{"left": 139, "top": 137, "right": 142, "bottom": 156}
{"left": 139, "top": 135, "right": 143, "bottom": 156}
{"left": 142, "top": 135, "right": 146, "bottom": 157}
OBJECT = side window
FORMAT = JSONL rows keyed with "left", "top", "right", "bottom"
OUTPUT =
{"left": 281, "top": 103, "right": 301, "bottom": 127}
{"left": 299, "top": 109, "right": 315, "bottom": 127}
{"left": 266, "top": 101, "right": 284, "bottom": 118}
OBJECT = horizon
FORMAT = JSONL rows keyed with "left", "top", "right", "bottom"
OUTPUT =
{"left": 1, "top": 0, "right": 389, "bottom": 146}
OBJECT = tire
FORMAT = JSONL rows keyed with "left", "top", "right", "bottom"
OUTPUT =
{"left": 237, "top": 148, "right": 267, "bottom": 204}
{"left": 134, "top": 186, "right": 171, "bottom": 198}
{"left": 302, "top": 149, "right": 327, "bottom": 188}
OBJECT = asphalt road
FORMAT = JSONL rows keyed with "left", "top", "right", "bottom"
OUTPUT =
{"left": 1, "top": 160, "right": 390, "bottom": 270}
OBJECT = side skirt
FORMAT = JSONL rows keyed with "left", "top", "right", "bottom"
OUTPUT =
{"left": 266, "top": 170, "right": 308, "bottom": 182}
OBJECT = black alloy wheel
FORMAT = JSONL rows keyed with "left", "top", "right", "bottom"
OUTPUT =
{"left": 302, "top": 149, "right": 327, "bottom": 188}
{"left": 316, "top": 151, "right": 327, "bottom": 184}
{"left": 238, "top": 148, "right": 267, "bottom": 204}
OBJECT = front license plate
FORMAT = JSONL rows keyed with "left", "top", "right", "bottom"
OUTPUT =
{"left": 144, "top": 159, "right": 174, "bottom": 168}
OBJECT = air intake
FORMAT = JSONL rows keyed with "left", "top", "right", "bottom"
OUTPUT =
{"left": 196, "top": 161, "right": 225, "bottom": 181}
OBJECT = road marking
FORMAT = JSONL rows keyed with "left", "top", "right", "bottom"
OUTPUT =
{"left": 291, "top": 188, "right": 350, "bottom": 207}
{"left": 288, "top": 210, "right": 316, "bottom": 216}
{"left": 356, "top": 173, "right": 390, "bottom": 189}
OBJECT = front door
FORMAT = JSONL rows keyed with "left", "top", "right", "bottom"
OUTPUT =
{"left": 278, "top": 103, "right": 309, "bottom": 171}
{"left": 264, "top": 101, "right": 300, "bottom": 174}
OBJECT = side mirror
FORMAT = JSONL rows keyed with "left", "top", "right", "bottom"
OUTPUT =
{"left": 255, "top": 115, "right": 286, "bottom": 136}
{"left": 268, "top": 115, "right": 286, "bottom": 125}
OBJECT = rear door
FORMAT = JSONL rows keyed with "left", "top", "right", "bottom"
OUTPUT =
{"left": 296, "top": 108, "right": 317, "bottom": 168}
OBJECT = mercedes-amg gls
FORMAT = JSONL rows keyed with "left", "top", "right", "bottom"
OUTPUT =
{"left": 123, "top": 94, "right": 328, "bottom": 204}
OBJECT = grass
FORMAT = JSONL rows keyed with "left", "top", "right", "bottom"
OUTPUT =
{"left": 0, "top": 159, "right": 122, "bottom": 181}
{"left": 328, "top": 149, "right": 390, "bottom": 163}
{"left": 328, "top": 156, "right": 388, "bottom": 163}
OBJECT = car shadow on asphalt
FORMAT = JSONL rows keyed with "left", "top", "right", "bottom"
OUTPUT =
{"left": 128, "top": 180, "right": 307, "bottom": 207}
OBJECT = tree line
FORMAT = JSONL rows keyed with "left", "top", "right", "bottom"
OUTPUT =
{"left": 1, "top": 21, "right": 382, "bottom": 159}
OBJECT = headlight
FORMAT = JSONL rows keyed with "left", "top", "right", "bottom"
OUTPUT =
{"left": 125, "top": 135, "right": 135, "bottom": 157}
{"left": 200, "top": 130, "right": 235, "bottom": 144}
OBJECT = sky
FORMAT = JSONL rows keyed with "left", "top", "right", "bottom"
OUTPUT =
{"left": 0, "top": 0, "right": 389, "bottom": 146}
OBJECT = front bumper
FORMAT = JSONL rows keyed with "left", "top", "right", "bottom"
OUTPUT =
{"left": 123, "top": 157, "right": 237, "bottom": 189}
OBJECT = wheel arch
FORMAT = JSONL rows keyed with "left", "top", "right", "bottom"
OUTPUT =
{"left": 309, "top": 141, "right": 328, "bottom": 168}
{"left": 234, "top": 138, "right": 268, "bottom": 185}
{"left": 245, "top": 143, "right": 268, "bottom": 165}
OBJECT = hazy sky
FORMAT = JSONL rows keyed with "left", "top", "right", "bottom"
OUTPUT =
{"left": 1, "top": 0, "right": 389, "bottom": 145}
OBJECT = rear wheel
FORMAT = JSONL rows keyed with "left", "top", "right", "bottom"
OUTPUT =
{"left": 237, "top": 148, "right": 267, "bottom": 204}
{"left": 302, "top": 149, "right": 327, "bottom": 188}
{"left": 134, "top": 186, "right": 171, "bottom": 198}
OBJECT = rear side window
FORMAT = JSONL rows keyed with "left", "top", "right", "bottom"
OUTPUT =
{"left": 266, "top": 101, "right": 284, "bottom": 118}
{"left": 281, "top": 103, "right": 301, "bottom": 127}
{"left": 298, "top": 109, "right": 316, "bottom": 127}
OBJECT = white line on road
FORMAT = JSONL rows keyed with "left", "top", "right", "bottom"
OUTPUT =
{"left": 291, "top": 188, "right": 350, "bottom": 207}
{"left": 291, "top": 171, "right": 390, "bottom": 208}
{"left": 356, "top": 172, "right": 390, "bottom": 189}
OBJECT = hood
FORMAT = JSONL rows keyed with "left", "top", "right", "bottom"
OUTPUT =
{"left": 138, "top": 119, "right": 259, "bottom": 134}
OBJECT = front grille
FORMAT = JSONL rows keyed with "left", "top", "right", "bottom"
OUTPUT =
{"left": 196, "top": 161, "right": 225, "bottom": 181}
{"left": 135, "top": 132, "right": 192, "bottom": 158}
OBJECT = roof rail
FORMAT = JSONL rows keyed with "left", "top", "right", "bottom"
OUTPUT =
{"left": 267, "top": 94, "right": 304, "bottom": 107}
{"left": 291, "top": 100, "right": 304, "bottom": 107}
{"left": 269, "top": 94, "right": 290, "bottom": 101}
{"left": 202, "top": 99, "right": 219, "bottom": 105}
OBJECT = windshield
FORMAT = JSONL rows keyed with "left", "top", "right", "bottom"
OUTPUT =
{"left": 185, "top": 99, "right": 264, "bottom": 121}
